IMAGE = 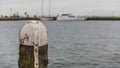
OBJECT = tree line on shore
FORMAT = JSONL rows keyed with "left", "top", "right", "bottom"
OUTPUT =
{"left": 0, "top": 12, "right": 40, "bottom": 19}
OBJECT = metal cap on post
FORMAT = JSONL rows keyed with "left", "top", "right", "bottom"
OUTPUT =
{"left": 19, "top": 20, "right": 48, "bottom": 68}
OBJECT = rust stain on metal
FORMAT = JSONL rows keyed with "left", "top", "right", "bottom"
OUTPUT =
{"left": 36, "top": 22, "right": 38, "bottom": 24}
{"left": 25, "top": 34, "right": 29, "bottom": 41}
{"left": 20, "top": 39, "right": 24, "bottom": 45}
{"left": 34, "top": 49, "right": 37, "bottom": 53}
{"left": 36, "top": 63, "right": 38, "bottom": 65}
{"left": 20, "top": 34, "right": 29, "bottom": 45}
{"left": 27, "top": 22, "right": 30, "bottom": 23}
{"left": 35, "top": 44, "right": 38, "bottom": 46}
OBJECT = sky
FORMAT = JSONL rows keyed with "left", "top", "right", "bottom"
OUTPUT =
{"left": 0, "top": 0, "right": 120, "bottom": 16}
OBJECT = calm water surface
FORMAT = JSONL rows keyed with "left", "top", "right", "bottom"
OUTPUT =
{"left": 1, "top": 21, "right": 120, "bottom": 68}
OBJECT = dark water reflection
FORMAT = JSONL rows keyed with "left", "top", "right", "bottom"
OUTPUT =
{"left": 1, "top": 21, "right": 120, "bottom": 68}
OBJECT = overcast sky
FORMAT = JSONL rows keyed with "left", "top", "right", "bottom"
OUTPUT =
{"left": 0, "top": 0, "right": 120, "bottom": 16}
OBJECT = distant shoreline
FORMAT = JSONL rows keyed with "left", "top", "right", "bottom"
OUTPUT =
{"left": 1, "top": 16, "right": 120, "bottom": 21}
{"left": 86, "top": 16, "right": 120, "bottom": 20}
{"left": 0, "top": 16, "right": 57, "bottom": 21}
{"left": 0, "top": 17, "right": 40, "bottom": 21}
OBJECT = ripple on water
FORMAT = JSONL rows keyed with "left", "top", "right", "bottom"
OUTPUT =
{"left": 0, "top": 40, "right": 18, "bottom": 68}
{"left": 49, "top": 61, "right": 100, "bottom": 68}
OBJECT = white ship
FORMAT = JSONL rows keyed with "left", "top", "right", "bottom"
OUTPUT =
{"left": 57, "top": 14, "right": 86, "bottom": 21}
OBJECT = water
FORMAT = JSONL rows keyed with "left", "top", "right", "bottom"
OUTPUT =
{"left": 1, "top": 21, "right": 120, "bottom": 68}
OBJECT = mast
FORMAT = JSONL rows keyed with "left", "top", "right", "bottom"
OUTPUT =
{"left": 41, "top": 0, "right": 44, "bottom": 17}
{"left": 112, "top": 10, "right": 114, "bottom": 17}
{"left": 49, "top": 0, "right": 51, "bottom": 17}
{"left": 10, "top": 9, "right": 13, "bottom": 16}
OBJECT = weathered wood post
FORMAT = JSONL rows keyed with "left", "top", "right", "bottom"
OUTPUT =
{"left": 19, "top": 20, "right": 48, "bottom": 68}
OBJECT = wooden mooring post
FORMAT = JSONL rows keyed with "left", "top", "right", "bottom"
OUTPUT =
{"left": 19, "top": 20, "right": 48, "bottom": 68}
